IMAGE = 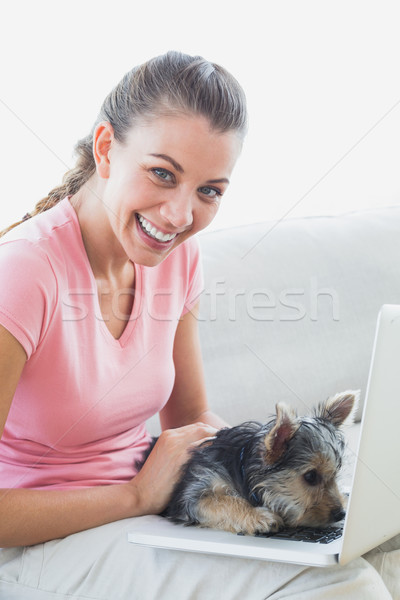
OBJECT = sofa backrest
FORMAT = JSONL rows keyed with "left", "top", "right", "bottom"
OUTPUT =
{"left": 196, "top": 206, "right": 400, "bottom": 426}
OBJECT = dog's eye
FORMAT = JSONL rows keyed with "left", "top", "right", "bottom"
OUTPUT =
{"left": 303, "top": 469, "right": 321, "bottom": 486}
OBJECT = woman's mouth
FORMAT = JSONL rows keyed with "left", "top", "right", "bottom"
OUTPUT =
{"left": 136, "top": 214, "right": 177, "bottom": 242}
{"left": 135, "top": 213, "right": 178, "bottom": 249}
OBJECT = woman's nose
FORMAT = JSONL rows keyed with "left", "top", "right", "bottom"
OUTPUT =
{"left": 159, "top": 191, "right": 194, "bottom": 230}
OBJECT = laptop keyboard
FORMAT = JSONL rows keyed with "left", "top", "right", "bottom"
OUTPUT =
{"left": 252, "top": 525, "right": 344, "bottom": 544}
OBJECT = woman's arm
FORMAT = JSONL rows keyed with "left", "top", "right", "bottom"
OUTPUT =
{"left": 0, "top": 324, "right": 133, "bottom": 546}
{"left": 0, "top": 325, "right": 26, "bottom": 434}
{"left": 0, "top": 324, "right": 216, "bottom": 547}
{"left": 0, "top": 424, "right": 216, "bottom": 547}
{"left": 159, "top": 302, "right": 229, "bottom": 431}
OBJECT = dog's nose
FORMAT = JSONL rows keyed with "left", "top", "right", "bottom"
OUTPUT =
{"left": 331, "top": 508, "right": 345, "bottom": 522}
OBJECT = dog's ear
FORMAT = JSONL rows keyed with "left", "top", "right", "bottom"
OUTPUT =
{"left": 315, "top": 390, "right": 360, "bottom": 427}
{"left": 264, "top": 403, "right": 299, "bottom": 465}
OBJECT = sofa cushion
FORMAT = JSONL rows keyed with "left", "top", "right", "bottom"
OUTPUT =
{"left": 197, "top": 206, "right": 400, "bottom": 426}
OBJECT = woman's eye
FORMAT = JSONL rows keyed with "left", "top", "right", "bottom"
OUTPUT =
{"left": 198, "top": 186, "right": 222, "bottom": 200}
{"left": 152, "top": 168, "right": 174, "bottom": 182}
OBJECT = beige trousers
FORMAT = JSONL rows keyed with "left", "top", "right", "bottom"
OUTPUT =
{"left": 0, "top": 518, "right": 398, "bottom": 600}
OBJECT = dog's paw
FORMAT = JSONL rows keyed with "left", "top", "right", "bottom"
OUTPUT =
{"left": 242, "top": 507, "right": 283, "bottom": 535}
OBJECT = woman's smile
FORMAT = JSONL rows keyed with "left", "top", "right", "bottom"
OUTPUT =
{"left": 135, "top": 213, "right": 179, "bottom": 251}
{"left": 136, "top": 214, "right": 178, "bottom": 242}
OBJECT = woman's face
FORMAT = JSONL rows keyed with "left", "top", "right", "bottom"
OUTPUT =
{"left": 95, "top": 113, "right": 242, "bottom": 267}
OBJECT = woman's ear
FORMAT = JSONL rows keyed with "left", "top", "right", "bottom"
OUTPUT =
{"left": 93, "top": 121, "right": 114, "bottom": 179}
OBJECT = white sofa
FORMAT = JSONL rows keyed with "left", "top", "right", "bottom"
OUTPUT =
{"left": 150, "top": 204, "right": 400, "bottom": 470}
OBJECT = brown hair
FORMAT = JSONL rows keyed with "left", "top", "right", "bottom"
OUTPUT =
{"left": 1, "top": 51, "right": 247, "bottom": 237}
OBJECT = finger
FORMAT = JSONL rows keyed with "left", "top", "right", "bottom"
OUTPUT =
{"left": 192, "top": 423, "right": 219, "bottom": 436}
{"left": 190, "top": 435, "right": 217, "bottom": 448}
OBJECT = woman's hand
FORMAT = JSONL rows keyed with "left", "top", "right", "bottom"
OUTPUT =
{"left": 127, "top": 422, "right": 218, "bottom": 515}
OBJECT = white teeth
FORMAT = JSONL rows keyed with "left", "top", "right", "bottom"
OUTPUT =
{"left": 137, "top": 215, "right": 177, "bottom": 242}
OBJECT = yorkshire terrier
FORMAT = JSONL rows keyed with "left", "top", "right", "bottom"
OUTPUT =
{"left": 138, "top": 390, "right": 359, "bottom": 535}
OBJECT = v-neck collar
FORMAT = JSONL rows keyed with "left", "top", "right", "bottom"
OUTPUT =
{"left": 62, "top": 197, "right": 144, "bottom": 348}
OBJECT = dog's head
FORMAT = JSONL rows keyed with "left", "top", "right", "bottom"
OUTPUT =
{"left": 253, "top": 390, "right": 359, "bottom": 528}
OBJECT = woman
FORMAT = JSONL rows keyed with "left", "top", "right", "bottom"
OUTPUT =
{"left": 0, "top": 51, "right": 394, "bottom": 599}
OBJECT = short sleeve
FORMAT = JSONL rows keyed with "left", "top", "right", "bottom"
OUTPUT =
{"left": 181, "top": 236, "right": 204, "bottom": 316}
{"left": 0, "top": 240, "right": 57, "bottom": 359}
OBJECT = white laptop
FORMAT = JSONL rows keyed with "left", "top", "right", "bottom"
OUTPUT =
{"left": 128, "top": 304, "right": 400, "bottom": 567}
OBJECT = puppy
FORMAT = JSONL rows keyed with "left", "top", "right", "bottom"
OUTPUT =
{"left": 139, "top": 390, "right": 358, "bottom": 535}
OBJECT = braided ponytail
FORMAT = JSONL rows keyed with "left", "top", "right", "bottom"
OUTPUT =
{"left": 0, "top": 135, "right": 95, "bottom": 237}
{"left": 1, "top": 51, "right": 247, "bottom": 238}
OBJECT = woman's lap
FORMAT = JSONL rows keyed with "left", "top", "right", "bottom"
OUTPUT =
{"left": 0, "top": 519, "right": 397, "bottom": 600}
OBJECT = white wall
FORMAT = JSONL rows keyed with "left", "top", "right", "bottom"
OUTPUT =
{"left": 1, "top": 0, "right": 399, "bottom": 231}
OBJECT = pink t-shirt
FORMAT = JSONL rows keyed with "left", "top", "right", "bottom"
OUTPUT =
{"left": 0, "top": 199, "right": 203, "bottom": 489}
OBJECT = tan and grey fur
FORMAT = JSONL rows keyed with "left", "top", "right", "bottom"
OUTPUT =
{"left": 141, "top": 391, "right": 359, "bottom": 535}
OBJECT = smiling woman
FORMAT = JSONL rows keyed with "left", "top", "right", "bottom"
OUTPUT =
{"left": 73, "top": 113, "right": 241, "bottom": 270}
{"left": 0, "top": 50, "right": 393, "bottom": 600}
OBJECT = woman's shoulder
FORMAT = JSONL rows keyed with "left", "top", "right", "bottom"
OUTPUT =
{"left": 0, "top": 236, "right": 53, "bottom": 274}
{"left": 0, "top": 199, "right": 81, "bottom": 274}
{"left": 0, "top": 236, "right": 58, "bottom": 315}
{"left": 0, "top": 231, "right": 61, "bottom": 360}
{"left": 1, "top": 198, "right": 76, "bottom": 246}
{"left": 0, "top": 199, "right": 77, "bottom": 289}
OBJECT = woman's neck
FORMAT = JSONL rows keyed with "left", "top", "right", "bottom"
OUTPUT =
{"left": 69, "top": 181, "right": 132, "bottom": 281}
